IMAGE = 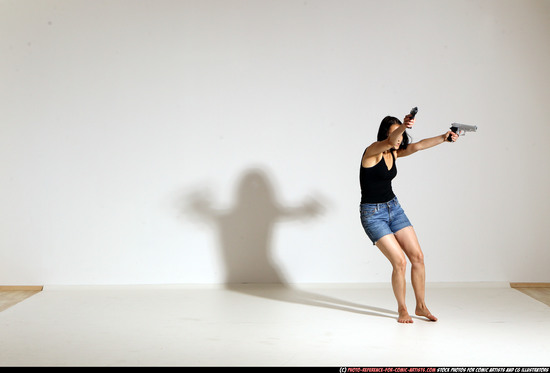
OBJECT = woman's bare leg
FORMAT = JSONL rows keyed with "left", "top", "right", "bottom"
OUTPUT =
{"left": 394, "top": 227, "right": 437, "bottom": 321}
{"left": 375, "top": 234, "right": 413, "bottom": 323}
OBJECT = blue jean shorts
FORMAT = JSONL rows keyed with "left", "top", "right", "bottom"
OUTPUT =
{"left": 360, "top": 196, "right": 413, "bottom": 245}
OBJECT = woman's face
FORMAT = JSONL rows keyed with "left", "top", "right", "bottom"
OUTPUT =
{"left": 388, "top": 124, "right": 403, "bottom": 149}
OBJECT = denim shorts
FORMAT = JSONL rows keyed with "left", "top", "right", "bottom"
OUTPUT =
{"left": 360, "top": 196, "right": 413, "bottom": 245}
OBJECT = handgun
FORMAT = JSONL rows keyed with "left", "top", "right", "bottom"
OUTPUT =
{"left": 447, "top": 123, "right": 477, "bottom": 142}
{"left": 409, "top": 107, "right": 418, "bottom": 119}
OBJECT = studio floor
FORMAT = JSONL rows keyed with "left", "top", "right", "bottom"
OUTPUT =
{"left": 0, "top": 283, "right": 549, "bottom": 367}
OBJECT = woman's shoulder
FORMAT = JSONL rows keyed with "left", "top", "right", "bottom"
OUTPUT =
{"left": 362, "top": 148, "right": 383, "bottom": 168}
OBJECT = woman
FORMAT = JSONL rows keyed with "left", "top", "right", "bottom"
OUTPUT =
{"left": 359, "top": 113, "right": 459, "bottom": 323}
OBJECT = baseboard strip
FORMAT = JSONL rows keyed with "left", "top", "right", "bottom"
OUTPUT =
{"left": 510, "top": 282, "right": 550, "bottom": 288}
{"left": 0, "top": 286, "right": 44, "bottom": 291}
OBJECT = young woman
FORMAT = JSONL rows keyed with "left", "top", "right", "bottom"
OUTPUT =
{"left": 359, "top": 114, "right": 459, "bottom": 323}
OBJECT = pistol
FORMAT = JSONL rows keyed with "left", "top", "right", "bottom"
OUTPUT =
{"left": 447, "top": 123, "right": 477, "bottom": 142}
{"left": 409, "top": 107, "right": 418, "bottom": 119}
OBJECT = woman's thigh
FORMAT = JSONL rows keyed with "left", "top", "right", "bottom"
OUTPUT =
{"left": 394, "top": 226, "right": 424, "bottom": 263}
{"left": 375, "top": 234, "right": 407, "bottom": 268}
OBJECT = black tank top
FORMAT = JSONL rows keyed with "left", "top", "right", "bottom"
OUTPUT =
{"left": 360, "top": 150, "right": 397, "bottom": 203}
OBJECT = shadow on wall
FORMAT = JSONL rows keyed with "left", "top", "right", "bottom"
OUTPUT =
{"left": 183, "top": 167, "right": 398, "bottom": 320}
{"left": 185, "top": 167, "right": 322, "bottom": 284}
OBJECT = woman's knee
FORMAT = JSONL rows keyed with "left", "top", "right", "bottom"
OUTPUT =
{"left": 410, "top": 251, "right": 424, "bottom": 265}
{"left": 393, "top": 257, "right": 407, "bottom": 273}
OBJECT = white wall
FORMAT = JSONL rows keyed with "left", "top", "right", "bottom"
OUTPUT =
{"left": 2, "top": 0, "right": 549, "bottom": 285}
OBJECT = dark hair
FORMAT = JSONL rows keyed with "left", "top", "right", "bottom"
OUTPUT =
{"left": 377, "top": 116, "right": 410, "bottom": 150}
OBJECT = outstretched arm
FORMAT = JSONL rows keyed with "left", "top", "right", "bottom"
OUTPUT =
{"left": 186, "top": 191, "right": 219, "bottom": 222}
{"left": 397, "top": 130, "right": 458, "bottom": 158}
{"left": 363, "top": 114, "right": 415, "bottom": 164}
{"left": 279, "top": 197, "right": 324, "bottom": 221}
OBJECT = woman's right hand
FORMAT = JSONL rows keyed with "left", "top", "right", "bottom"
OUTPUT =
{"left": 404, "top": 114, "right": 415, "bottom": 129}
{"left": 403, "top": 114, "right": 414, "bottom": 128}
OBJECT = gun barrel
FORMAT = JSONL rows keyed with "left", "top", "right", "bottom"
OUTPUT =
{"left": 451, "top": 123, "right": 477, "bottom": 132}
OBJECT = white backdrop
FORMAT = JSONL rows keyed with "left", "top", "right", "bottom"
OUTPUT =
{"left": 2, "top": 0, "right": 549, "bottom": 285}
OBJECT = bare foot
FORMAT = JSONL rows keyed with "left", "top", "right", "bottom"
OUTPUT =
{"left": 398, "top": 309, "right": 413, "bottom": 323}
{"left": 415, "top": 306, "right": 438, "bottom": 322}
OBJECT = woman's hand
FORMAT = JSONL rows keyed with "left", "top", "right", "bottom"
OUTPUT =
{"left": 404, "top": 114, "right": 415, "bottom": 129}
{"left": 445, "top": 131, "right": 459, "bottom": 142}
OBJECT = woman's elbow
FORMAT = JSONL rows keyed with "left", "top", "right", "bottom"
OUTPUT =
{"left": 402, "top": 143, "right": 421, "bottom": 156}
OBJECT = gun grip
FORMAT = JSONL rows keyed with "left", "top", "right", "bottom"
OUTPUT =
{"left": 447, "top": 126, "right": 458, "bottom": 142}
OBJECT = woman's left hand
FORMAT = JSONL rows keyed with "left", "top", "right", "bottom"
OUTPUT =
{"left": 445, "top": 131, "right": 459, "bottom": 142}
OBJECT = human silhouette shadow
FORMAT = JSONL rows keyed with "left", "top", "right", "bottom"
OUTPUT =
{"left": 184, "top": 167, "right": 398, "bottom": 320}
